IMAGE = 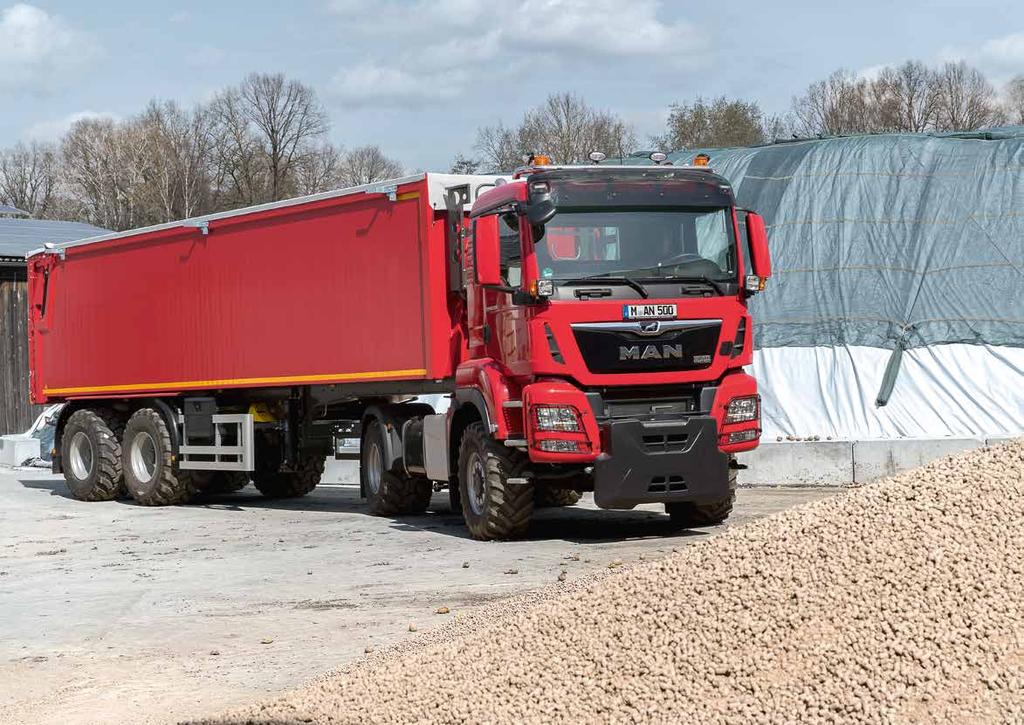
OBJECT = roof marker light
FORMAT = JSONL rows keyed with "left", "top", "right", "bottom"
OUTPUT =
{"left": 529, "top": 153, "right": 552, "bottom": 166}
{"left": 588, "top": 151, "right": 606, "bottom": 164}
{"left": 649, "top": 151, "right": 668, "bottom": 164}
{"left": 693, "top": 153, "right": 711, "bottom": 167}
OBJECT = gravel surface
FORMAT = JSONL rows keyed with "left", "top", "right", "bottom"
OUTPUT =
{"left": 200, "top": 441, "right": 1024, "bottom": 724}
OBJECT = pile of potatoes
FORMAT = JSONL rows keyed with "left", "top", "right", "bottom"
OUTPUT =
{"left": 207, "top": 440, "right": 1024, "bottom": 724}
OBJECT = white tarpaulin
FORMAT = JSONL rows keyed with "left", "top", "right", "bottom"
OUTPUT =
{"left": 752, "top": 344, "right": 1024, "bottom": 439}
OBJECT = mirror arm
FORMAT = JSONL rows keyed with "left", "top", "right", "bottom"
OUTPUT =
{"left": 481, "top": 283, "right": 517, "bottom": 294}
{"left": 481, "top": 284, "right": 545, "bottom": 306}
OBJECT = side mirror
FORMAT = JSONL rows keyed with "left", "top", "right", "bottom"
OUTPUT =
{"left": 473, "top": 216, "right": 502, "bottom": 286}
{"left": 526, "top": 198, "right": 556, "bottom": 225}
{"left": 745, "top": 212, "right": 772, "bottom": 291}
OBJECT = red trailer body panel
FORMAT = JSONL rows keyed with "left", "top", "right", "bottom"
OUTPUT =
{"left": 27, "top": 175, "right": 474, "bottom": 403}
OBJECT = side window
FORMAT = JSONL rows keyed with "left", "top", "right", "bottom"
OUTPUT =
{"left": 498, "top": 212, "right": 521, "bottom": 286}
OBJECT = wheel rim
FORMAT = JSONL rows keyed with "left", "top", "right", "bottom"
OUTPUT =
{"left": 129, "top": 431, "right": 159, "bottom": 485}
{"left": 366, "top": 441, "right": 382, "bottom": 495}
{"left": 466, "top": 451, "right": 487, "bottom": 516}
{"left": 68, "top": 431, "right": 94, "bottom": 481}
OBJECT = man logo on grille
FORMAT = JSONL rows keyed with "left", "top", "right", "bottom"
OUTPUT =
{"left": 619, "top": 344, "right": 684, "bottom": 361}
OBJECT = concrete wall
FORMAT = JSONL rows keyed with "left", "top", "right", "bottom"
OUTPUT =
{"left": 737, "top": 437, "right": 1017, "bottom": 487}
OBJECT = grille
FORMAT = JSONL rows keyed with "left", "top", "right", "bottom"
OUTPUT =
{"left": 571, "top": 321, "right": 721, "bottom": 374}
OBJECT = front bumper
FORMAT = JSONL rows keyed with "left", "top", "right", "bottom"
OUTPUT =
{"left": 593, "top": 416, "right": 731, "bottom": 509}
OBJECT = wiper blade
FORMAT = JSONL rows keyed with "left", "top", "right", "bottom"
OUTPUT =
{"left": 559, "top": 274, "right": 650, "bottom": 298}
{"left": 673, "top": 275, "right": 731, "bottom": 296}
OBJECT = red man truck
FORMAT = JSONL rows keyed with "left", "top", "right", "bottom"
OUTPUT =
{"left": 26, "top": 156, "right": 771, "bottom": 540}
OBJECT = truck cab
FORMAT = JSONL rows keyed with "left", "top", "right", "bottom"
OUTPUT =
{"left": 445, "top": 159, "right": 772, "bottom": 538}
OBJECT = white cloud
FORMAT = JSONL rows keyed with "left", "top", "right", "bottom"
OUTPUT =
{"left": 939, "top": 31, "right": 1024, "bottom": 84}
{"left": 25, "top": 110, "right": 119, "bottom": 142}
{"left": 0, "top": 3, "right": 100, "bottom": 93}
{"left": 326, "top": 0, "right": 705, "bottom": 107}
{"left": 977, "top": 32, "right": 1024, "bottom": 68}
{"left": 332, "top": 63, "right": 465, "bottom": 108}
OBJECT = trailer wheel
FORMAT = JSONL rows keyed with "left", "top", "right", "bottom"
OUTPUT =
{"left": 535, "top": 487, "right": 582, "bottom": 508}
{"left": 361, "top": 419, "right": 432, "bottom": 515}
{"left": 252, "top": 453, "right": 323, "bottom": 498}
{"left": 60, "top": 409, "right": 125, "bottom": 501}
{"left": 665, "top": 468, "right": 737, "bottom": 527}
{"left": 122, "top": 408, "right": 201, "bottom": 506}
{"left": 458, "top": 422, "right": 533, "bottom": 541}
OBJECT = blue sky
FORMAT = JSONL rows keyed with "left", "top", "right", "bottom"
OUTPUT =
{"left": 2, "top": 1, "right": 1023, "bottom": 170}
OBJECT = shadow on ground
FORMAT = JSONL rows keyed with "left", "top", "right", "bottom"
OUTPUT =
{"left": 18, "top": 476, "right": 707, "bottom": 545}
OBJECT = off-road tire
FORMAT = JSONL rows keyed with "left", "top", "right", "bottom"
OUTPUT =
{"left": 458, "top": 422, "right": 533, "bottom": 541}
{"left": 122, "top": 408, "right": 202, "bottom": 506}
{"left": 535, "top": 487, "right": 582, "bottom": 508}
{"left": 665, "top": 468, "right": 737, "bottom": 526}
{"left": 361, "top": 419, "right": 432, "bottom": 515}
{"left": 202, "top": 471, "right": 250, "bottom": 495}
{"left": 60, "top": 408, "right": 125, "bottom": 501}
{"left": 252, "top": 454, "right": 323, "bottom": 498}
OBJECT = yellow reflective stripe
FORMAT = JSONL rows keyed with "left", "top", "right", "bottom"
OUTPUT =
{"left": 396, "top": 191, "right": 420, "bottom": 201}
{"left": 44, "top": 368, "right": 428, "bottom": 396}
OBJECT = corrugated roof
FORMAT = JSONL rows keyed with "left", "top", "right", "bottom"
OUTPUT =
{"left": 0, "top": 218, "right": 110, "bottom": 263}
{"left": 0, "top": 204, "right": 30, "bottom": 217}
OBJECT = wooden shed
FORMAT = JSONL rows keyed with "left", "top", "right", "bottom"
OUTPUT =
{"left": 0, "top": 212, "right": 108, "bottom": 433}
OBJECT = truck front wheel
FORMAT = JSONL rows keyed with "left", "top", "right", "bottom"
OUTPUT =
{"left": 458, "top": 422, "right": 533, "bottom": 541}
{"left": 535, "top": 487, "right": 582, "bottom": 508}
{"left": 665, "top": 468, "right": 737, "bottom": 527}
{"left": 122, "top": 408, "right": 201, "bottom": 506}
{"left": 61, "top": 409, "right": 125, "bottom": 501}
{"left": 361, "top": 419, "right": 431, "bottom": 515}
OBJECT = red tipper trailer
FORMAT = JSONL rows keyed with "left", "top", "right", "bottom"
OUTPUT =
{"left": 28, "top": 159, "right": 773, "bottom": 540}
{"left": 29, "top": 173, "right": 489, "bottom": 400}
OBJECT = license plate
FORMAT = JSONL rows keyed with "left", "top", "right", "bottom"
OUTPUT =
{"left": 623, "top": 304, "right": 677, "bottom": 320}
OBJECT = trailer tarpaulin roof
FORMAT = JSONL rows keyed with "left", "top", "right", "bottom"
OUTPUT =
{"left": 665, "top": 129, "right": 1024, "bottom": 438}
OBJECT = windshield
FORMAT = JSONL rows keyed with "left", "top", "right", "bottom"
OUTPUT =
{"left": 533, "top": 208, "right": 736, "bottom": 282}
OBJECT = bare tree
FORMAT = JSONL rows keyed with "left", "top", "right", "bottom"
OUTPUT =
{"left": 657, "top": 97, "right": 768, "bottom": 151}
{"left": 0, "top": 141, "right": 60, "bottom": 217}
{"left": 475, "top": 92, "right": 636, "bottom": 172}
{"left": 209, "top": 73, "right": 328, "bottom": 205}
{"left": 208, "top": 89, "right": 268, "bottom": 208}
{"left": 792, "top": 70, "right": 873, "bottom": 136}
{"left": 935, "top": 61, "right": 1004, "bottom": 132}
{"left": 874, "top": 61, "right": 941, "bottom": 132}
{"left": 1004, "top": 75, "right": 1024, "bottom": 125}
{"left": 61, "top": 117, "right": 154, "bottom": 231}
{"left": 339, "top": 145, "right": 403, "bottom": 186}
{"left": 137, "top": 100, "right": 214, "bottom": 222}
{"left": 474, "top": 123, "right": 523, "bottom": 174}
{"left": 449, "top": 153, "right": 481, "bottom": 174}
{"left": 294, "top": 142, "right": 344, "bottom": 195}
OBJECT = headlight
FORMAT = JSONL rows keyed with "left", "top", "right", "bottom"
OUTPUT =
{"left": 725, "top": 396, "right": 759, "bottom": 424}
{"left": 534, "top": 405, "right": 581, "bottom": 432}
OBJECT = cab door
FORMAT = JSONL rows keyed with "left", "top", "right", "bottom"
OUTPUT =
{"left": 493, "top": 212, "right": 531, "bottom": 377}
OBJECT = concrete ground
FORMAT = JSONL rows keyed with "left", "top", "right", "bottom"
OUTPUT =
{"left": 0, "top": 461, "right": 840, "bottom": 725}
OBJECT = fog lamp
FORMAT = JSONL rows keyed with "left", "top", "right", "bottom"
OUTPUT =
{"left": 538, "top": 439, "right": 583, "bottom": 453}
{"left": 728, "top": 429, "right": 758, "bottom": 444}
{"left": 725, "top": 396, "right": 759, "bottom": 424}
